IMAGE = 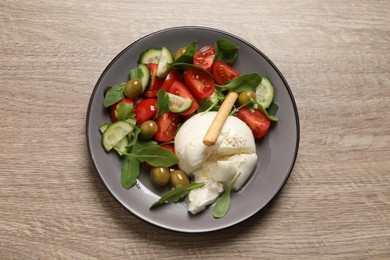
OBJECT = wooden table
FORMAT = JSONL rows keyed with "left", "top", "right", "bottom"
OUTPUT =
{"left": 1, "top": 0, "right": 389, "bottom": 259}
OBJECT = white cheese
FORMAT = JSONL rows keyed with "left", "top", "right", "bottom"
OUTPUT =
{"left": 174, "top": 112, "right": 258, "bottom": 214}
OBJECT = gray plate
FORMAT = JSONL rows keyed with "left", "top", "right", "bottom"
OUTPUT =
{"left": 86, "top": 26, "right": 300, "bottom": 233}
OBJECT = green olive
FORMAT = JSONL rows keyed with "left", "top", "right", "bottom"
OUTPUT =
{"left": 174, "top": 47, "right": 186, "bottom": 60}
{"left": 124, "top": 78, "right": 143, "bottom": 99}
{"left": 238, "top": 90, "right": 256, "bottom": 106}
{"left": 139, "top": 120, "right": 158, "bottom": 140}
{"left": 151, "top": 167, "right": 170, "bottom": 186}
{"left": 170, "top": 170, "right": 190, "bottom": 187}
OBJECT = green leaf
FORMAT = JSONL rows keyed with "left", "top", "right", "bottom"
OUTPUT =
{"left": 251, "top": 99, "right": 279, "bottom": 122}
{"left": 213, "top": 172, "right": 241, "bottom": 219}
{"left": 129, "top": 66, "right": 144, "bottom": 80}
{"left": 212, "top": 191, "right": 231, "bottom": 218}
{"left": 134, "top": 145, "right": 179, "bottom": 167}
{"left": 156, "top": 90, "right": 170, "bottom": 116}
{"left": 218, "top": 73, "right": 262, "bottom": 92}
{"left": 214, "top": 39, "right": 239, "bottom": 65}
{"left": 115, "top": 102, "right": 134, "bottom": 121}
{"left": 126, "top": 125, "right": 140, "bottom": 149}
{"left": 171, "top": 41, "right": 197, "bottom": 64}
{"left": 103, "top": 83, "right": 125, "bottom": 108}
{"left": 129, "top": 139, "right": 157, "bottom": 153}
{"left": 267, "top": 102, "right": 279, "bottom": 117}
{"left": 171, "top": 62, "right": 213, "bottom": 78}
{"left": 121, "top": 155, "right": 140, "bottom": 189}
{"left": 150, "top": 182, "right": 205, "bottom": 209}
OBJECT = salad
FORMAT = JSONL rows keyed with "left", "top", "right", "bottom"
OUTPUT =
{"left": 99, "top": 39, "right": 278, "bottom": 218}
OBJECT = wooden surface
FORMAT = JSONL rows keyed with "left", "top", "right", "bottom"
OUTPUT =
{"left": 1, "top": 0, "right": 389, "bottom": 259}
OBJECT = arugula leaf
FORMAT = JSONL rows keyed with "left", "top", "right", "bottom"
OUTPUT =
{"left": 103, "top": 83, "right": 125, "bottom": 108}
{"left": 267, "top": 102, "right": 279, "bottom": 117}
{"left": 121, "top": 155, "right": 140, "bottom": 189}
{"left": 130, "top": 139, "right": 158, "bottom": 153}
{"left": 150, "top": 182, "right": 205, "bottom": 209}
{"left": 171, "top": 62, "right": 213, "bottom": 78}
{"left": 213, "top": 172, "right": 241, "bottom": 218}
{"left": 170, "top": 41, "right": 197, "bottom": 65}
{"left": 126, "top": 125, "right": 140, "bottom": 148}
{"left": 123, "top": 140, "right": 178, "bottom": 167}
{"left": 214, "top": 39, "right": 239, "bottom": 65}
{"left": 252, "top": 99, "right": 279, "bottom": 122}
{"left": 218, "top": 73, "right": 262, "bottom": 92}
{"left": 156, "top": 90, "right": 170, "bottom": 116}
{"left": 133, "top": 145, "right": 179, "bottom": 167}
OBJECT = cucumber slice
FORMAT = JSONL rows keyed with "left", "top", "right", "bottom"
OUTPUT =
{"left": 256, "top": 77, "right": 274, "bottom": 109}
{"left": 129, "top": 64, "right": 151, "bottom": 91}
{"left": 166, "top": 92, "right": 193, "bottom": 113}
{"left": 138, "top": 48, "right": 161, "bottom": 64}
{"left": 138, "top": 64, "right": 150, "bottom": 91}
{"left": 99, "top": 123, "right": 110, "bottom": 134}
{"left": 102, "top": 121, "right": 134, "bottom": 151}
{"left": 156, "top": 47, "right": 173, "bottom": 78}
{"left": 114, "top": 136, "right": 129, "bottom": 156}
{"left": 125, "top": 117, "right": 136, "bottom": 126}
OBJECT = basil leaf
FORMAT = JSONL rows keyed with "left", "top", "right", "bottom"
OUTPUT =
{"left": 213, "top": 172, "right": 241, "bottom": 219}
{"left": 156, "top": 90, "right": 170, "bottom": 116}
{"left": 115, "top": 102, "right": 134, "bottom": 121}
{"left": 121, "top": 155, "right": 140, "bottom": 189}
{"left": 129, "top": 66, "right": 144, "bottom": 80}
{"left": 214, "top": 39, "right": 239, "bottom": 65}
{"left": 134, "top": 145, "right": 178, "bottom": 167}
{"left": 218, "top": 73, "right": 262, "bottom": 92}
{"left": 103, "top": 83, "right": 125, "bottom": 108}
{"left": 171, "top": 62, "right": 213, "bottom": 78}
{"left": 150, "top": 182, "right": 205, "bottom": 209}
{"left": 171, "top": 41, "right": 197, "bottom": 65}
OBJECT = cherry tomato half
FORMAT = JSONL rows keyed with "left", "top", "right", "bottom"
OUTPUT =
{"left": 193, "top": 46, "right": 216, "bottom": 71}
{"left": 110, "top": 98, "right": 134, "bottom": 122}
{"left": 154, "top": 112, "right": 180, "bottom": 142}
{"left": 212, "top": 60, "right": 240, "bottom": 85}
{"left": 134, "top": 98, "right": 157, "bottom": 125}
{"left": 183, "top": 69, "right": 215, "bottom": 100}
{"left": 161, "top": 69, "right": 181, "bottom": 92}
{"left": 237, "top": 107, "right": 271, "bottom": 139}
{"left": 144, "top": 63, "right": 164, "bottom": 98}
{"left": 167, "top": 81, "right": 199, "bottom": 116}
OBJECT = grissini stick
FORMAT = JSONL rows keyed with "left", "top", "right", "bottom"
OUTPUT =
{"left": 203, "top": 91, "right": 238, "bottom": 146}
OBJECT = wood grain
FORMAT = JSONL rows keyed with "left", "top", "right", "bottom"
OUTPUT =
{"left": 1, "top": 0, "right": 389, "bottom": 259}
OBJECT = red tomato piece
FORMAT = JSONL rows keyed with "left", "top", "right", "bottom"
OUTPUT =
{"left": 167, "top": 81, "right": 199, "bottom": 116}
{"left": 212, "top": 60, "right": 240, "bottom": 85}
{"left": 134, "top": 98, "right": 157, "bottom": 125}
{"left": 144, "top": 63, "right": 164, "bottom": 98}
{"left": 161, "top": 69, "right": 181, "bottom": 92}
{"left": 193, "top": 46, "right": 216, "bottom": 71}
{"left": 183, "top": 69, "right": 215, "bottom": 100}
{"left": 154, "top": 112, "right": 180, "bottom": 142}
{"left": 237, "top": 107, "right": 271, "bottom": 139}
{"left": 160, "top": 144, "right": 175, "bottom": 154}
{"left": 110, "top": 98, "right": 134, "bottom": 122}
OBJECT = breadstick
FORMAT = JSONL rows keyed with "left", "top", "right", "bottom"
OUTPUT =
{"left": 203, "top": 92, "right": 238, "bottom": 146}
